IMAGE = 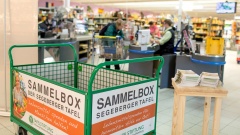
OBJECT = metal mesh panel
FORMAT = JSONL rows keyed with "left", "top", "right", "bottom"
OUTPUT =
{"left": 15, "top": 62, "right": 149, "bottom": 91}
{"left": 78, "top": 63, "right": 148, "bottom": 91}
{"left": 16, "top": 62, "right": 75, "bottom": 87}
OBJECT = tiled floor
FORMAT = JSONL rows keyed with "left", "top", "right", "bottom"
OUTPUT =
{"left": 0, "top": 50, "right": 240, "bottom": 135}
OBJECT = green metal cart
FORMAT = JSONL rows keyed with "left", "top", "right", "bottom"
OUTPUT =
{"left": 9, "top": 44, "right": 164, "bottom": 135}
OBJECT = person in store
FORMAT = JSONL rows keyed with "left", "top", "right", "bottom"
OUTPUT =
{"left": 150, "top": 19, "right": 175, "bottom": 76}
{"left": 151, "top": 19, "right": 175, "bottom": 55}
{"left": 38, "top": 16, "right": 48, "bottom": 38}
{"left": 44, "top": 12, "right": 56, "bottom": 31}
{"left": 103, "top": 19, "right": 125, "bottom": 70}
{"left": 149, "top": 21, "right": 160, "bottom": 37}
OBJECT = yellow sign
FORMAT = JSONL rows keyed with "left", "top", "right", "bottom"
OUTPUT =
{"left": 98, "top": 8, "right": 104, "bottom": 14}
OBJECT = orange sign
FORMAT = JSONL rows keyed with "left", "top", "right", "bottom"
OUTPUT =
{"left": 12, "top": 71, "right": 85, "bottom": 135}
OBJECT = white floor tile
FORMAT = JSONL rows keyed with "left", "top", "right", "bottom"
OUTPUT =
{"left": 0, "top": 117, "right": 13, "bottom": 127}
{"left": 5, "top": 126, "right": 15, "bottom": 133}
{"left": 156, "top": 125, "right": 172, "bottom": 135}
{"left": 184, "top": 131, "right": 195, "bottom": 135}
{"left": 0, "top": 123, "right": 4, "bottom": 129}
{"left": 0, "top": 128, "right": 14, "bottom": 135}
{"left": 228, "top": 117, "right": 240, "bottom": 129}
{"left": 186, "top": 125, "right": 202, "bottom": 135}
{"left": 157, "top": 114, "right": 172, "bottom": 124}
{"left": 185, "top": 114, "right": 203, "bottom": 125}
{"left": 221, "top": 125, "right": 240, "bottom": 135}
{"left": 165, "top": 120, "right": 195, "bottom": 131}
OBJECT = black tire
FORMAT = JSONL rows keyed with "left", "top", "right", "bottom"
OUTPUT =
{"left": 18, "top": 127, "right": 27, "bottom": 135}
{"left": 238, "top": 61, "right": 240, "bottom": 64}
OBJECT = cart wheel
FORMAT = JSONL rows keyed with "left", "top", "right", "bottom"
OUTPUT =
{"left": 238, "top": 61, "right": 240, "bottom": 64}
{"left": 18, "top": 127, "right": 27, "bottom": 135}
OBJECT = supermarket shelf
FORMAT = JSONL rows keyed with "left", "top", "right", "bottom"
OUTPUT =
{"left": 39, "top": 7, "right": 55, "bottom": 10}
{"left": 193, "top": 22, "right": 206, "bottom": 24}
{"left": 195, "top": 27, "right": 208, "bottom": 29}
{"left": 211, "top": 24, "right": 224, "bottom": 26}
{"left": 134, "top": 20, "right": 145, "bottom": 22}
{"left": 88, "top": 23, "right": 95, "bottom": 25}
{"left": 80, "top": 44, "right": 88, "bottom": 49}
{"left": 94, "top": 17, "right": 118, "bottom": 19}
{"left": 96, "top": 23, "right": 108, "bottom": 25}
{"left": 195, "top": 33, "right": 207, "bottom": 35}
{"left": 72, "top": 8, "right": 84, "bottom": 10}
{"left": 79, "top": 50, "right": 88, "bottom": 54}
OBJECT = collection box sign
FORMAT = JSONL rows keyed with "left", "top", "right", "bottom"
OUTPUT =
{"left": 12, "top": 70, "right": 85, "bottom": 135}
{"left": 92, "top": 81, "right": 157, "bottom": 135}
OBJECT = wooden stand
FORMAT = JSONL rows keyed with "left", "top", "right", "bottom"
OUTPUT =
{"left": 171, "top": 79, "right": 228, "bottom": 135}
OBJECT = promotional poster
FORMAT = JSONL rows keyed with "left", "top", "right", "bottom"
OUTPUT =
{"left": 12, "top": 70, "right": 85, "bottom": 135}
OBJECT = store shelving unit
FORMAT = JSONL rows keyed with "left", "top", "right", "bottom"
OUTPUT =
{"left": 192, "top": 18, "right": 208, "bottom": 40}
{"left": 235, "top": 22, "right": 240, "bottom": 45}
{"left": 38, "top": 7, "right": 55, "bottom": 16}
{"left": 192, "top": 18, "right": 224, "bottom": 41}
{"left": 208, "top": 19, "right": 224, "bottom": 37}
{"left": 223, "top": 20, "right": 233, "bottom": 49}
{"left": 88, "top": 17, "right": 127, "bottom": 32}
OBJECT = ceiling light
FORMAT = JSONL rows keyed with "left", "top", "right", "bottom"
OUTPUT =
{"left": 176, "top": 5, "right": 203, "bottom": 10}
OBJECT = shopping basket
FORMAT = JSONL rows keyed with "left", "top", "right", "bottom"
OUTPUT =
{"left": 9, "top": 44, "right": 164, "bottom": 135}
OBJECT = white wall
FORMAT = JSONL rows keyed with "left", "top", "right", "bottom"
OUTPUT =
{"left": 0, "top": 0, "right": 38, "bottom": 115}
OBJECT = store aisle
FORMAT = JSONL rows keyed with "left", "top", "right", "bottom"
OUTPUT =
{"left": 0, "top": 50, "right": 239, "bottom": 135}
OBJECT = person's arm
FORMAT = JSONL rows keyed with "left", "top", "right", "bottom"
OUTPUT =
{"left": 158, "top": 31, "right": 172, "bottom": 45}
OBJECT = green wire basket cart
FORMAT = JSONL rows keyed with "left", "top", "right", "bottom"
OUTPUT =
{"left": 9, "top": 44, "right": 164, "bottom": 135}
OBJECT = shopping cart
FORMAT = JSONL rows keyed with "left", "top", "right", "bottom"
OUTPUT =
{"left": 9, "top": 44, "right": 164, "bottom": 135}
{"left": 91, "top": 35, "right": 129, "bottom": 67}
{"left": 237, "top": 45, "right": 240, "bottom": 64}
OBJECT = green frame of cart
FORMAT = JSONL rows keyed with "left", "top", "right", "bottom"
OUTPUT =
{"left": 9, "top": 44, "right": 164, "bottom": 135}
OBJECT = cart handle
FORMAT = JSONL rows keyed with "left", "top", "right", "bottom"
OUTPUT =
{"left": 88, "top": 56, "right": 164, "bottom": 92}
{"left": 8, "top": 44, "right": 78, "bottom": 66}
{"left": 95, "top": 36, "right": 117, "bottom": 39}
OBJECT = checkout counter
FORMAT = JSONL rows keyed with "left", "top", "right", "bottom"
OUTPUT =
{"left": 38, "top": 35, "right": 92, "bottom": 63}
{"left": 128, "top": 46, "right": 225, "bottom": 89}
{"left": 128, "top": 28, "right": 226, "bottom": 88}
{"left": 128, "top": 45, "right": 177, "bottom": 89}
{"left": 176, "top": 54, "right": 225, "bottom": 82}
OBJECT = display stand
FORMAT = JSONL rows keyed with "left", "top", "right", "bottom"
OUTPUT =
{"left": 171, "top": 79, "right": 228, "bottom": 135}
